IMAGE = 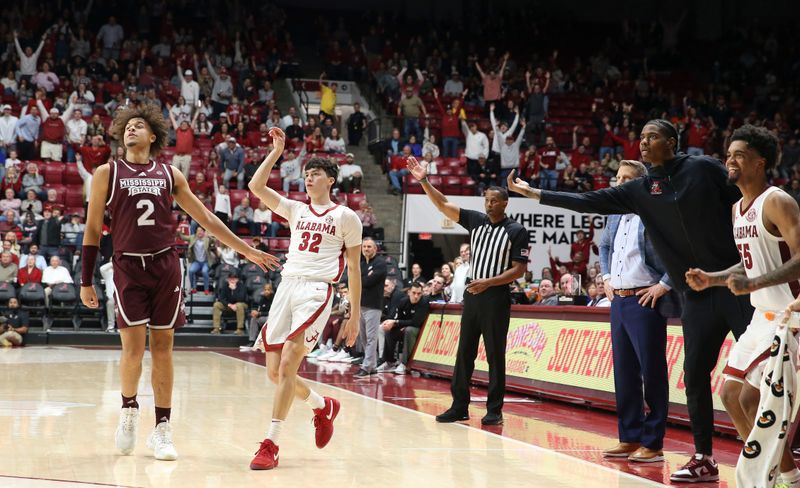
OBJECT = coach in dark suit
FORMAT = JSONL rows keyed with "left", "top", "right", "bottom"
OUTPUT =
{"left": 598, "top": 160, "right": 681, "bottom": 463}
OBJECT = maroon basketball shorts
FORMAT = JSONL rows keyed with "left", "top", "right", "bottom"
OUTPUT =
{"left": 113, "top": 248, "right": 186, "bottom": 330}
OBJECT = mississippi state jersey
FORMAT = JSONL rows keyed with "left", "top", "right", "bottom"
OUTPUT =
{"left": 276, "top": 199, "right": 362, "bottom": 283}
{"left": 106, "top": 159, "right": 177, "bottom": 253}
{"left": 733, "top": 186, "right": 798, "bottom": 311}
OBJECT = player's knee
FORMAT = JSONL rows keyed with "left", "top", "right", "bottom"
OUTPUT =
{"left": 739, "top": 385, "right": 760, "bottom": 416}
{"left": 267, "top": 366, "right": 279, "bottom": 384}
{"left": 721, "top": 379, "right": 743, "bottom": 411}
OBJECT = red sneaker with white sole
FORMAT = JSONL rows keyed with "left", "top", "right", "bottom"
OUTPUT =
{"left": 312, "top": 397, "right": 340, "bottom": 449}
{"left": 250, "top": 439, "right": 279, "bottom": 470}
{"left": 669, "top": 453, "right": 719, "bottom": 483}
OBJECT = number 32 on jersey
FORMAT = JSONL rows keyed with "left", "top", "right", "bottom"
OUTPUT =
{"left": 298, "top": 232, "right": 322, "bottom": 253}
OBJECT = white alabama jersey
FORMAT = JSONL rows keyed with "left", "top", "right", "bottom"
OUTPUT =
{"left": 276, "top": 199, "right": 363, "bottom": 283}
{"left": 733, "top": 186, "right": 798, "bottom": 311}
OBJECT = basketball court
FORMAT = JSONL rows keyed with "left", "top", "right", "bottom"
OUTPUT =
{"left": 1, "top": 346, "right": 742, "bottom": 487}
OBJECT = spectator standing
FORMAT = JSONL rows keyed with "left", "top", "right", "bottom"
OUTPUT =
{"left": 167, "top": 104, "right": 200, "bottom": 179}
{"left": 354, "top": 237, "right": 387, "bottom": 378}
{"left": 462, "top": 121, "right": 490, "bottom": 180}
{"left": 13, "top": 30, "right": 46, "bottom": 81}
{"left": 14, "top": 106, "right": 41, "bottom": 161}
{"left": 39, "top": 107, "right": 68, "bottom": 161}
{"left": 475, "top": 53, "right": 508, "bottom": 108}
{"left": 35, "top": 208, "right": 61, "bottom": 259}
{"left": 346, "top": 102, "right": 368, "bottom": 146}
{"left": 212, "top": 274, "right": 248, "bottom": 335}
{"left": 96, "top": 16, "right": 124, "bottom": 60}
{"left": 187, "top": 227, "right": 216, "bottom": 294}
{"left": 397, "top": 86, "right": 426, "bottom": 140}
{"left": 66, "top": 108, "right": 88, "bottom": 162}
{"left": 205, "top": 54, "right": 234, "bottom": 116}
{"left": 318, "top": 73, "right": 337, "bottom": 121}
{"left": 433, "top": 89, "right": 467, "bottom": 158}
{"left": 212, "top": 177, "right": 232, "bottom": 226}
{"left": 219, "top": 137, "right": 246, "bottom": 189}
{"left": 449, "top": 243, "right": 471, "bottom": 304}
{"left": 177, "top": 64, "right": 200, "bottom": 108}
{"left": 32, "top": 62, "right": 59, "bottom": 95}
{"left": 0, "top": 105, "right": 19, "bottom": 161}
{"left": 408, "top": 157, "right": 528, "bottom": 425}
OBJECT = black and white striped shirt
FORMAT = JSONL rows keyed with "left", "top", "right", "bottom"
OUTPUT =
{"left": 459, "top": 209, "right": 529, "bottom": 283}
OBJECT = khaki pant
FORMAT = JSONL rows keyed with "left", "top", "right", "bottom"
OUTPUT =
{"left": 172, "top": 154, "right": 191, "bottom": 179}
{"left": 0, "top": 330, "right": 22, "bottom": 346}
{"left": 212, "top": 301, "right": 247, "bottom": 331}
{"left": 41, "top": 141, "right": 63, "bottom": 161}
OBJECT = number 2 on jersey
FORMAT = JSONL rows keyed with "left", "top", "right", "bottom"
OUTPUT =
{"left": 136, "top": 200, "right": 156, "bottom": 226}
{"left": 737, "top": 243, "right": 753, "bottom": 269}
{"left": 298, "top": 232, "right": 322, "bottom": 253}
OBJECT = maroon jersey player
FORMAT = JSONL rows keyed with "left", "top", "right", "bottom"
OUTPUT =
{"left": 79, "top": 104, "right": 279, "bottom": 462}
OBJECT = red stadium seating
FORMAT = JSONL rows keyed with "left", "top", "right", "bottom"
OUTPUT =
{"left": 229, "top": 189, "right": 249, "bottom": 205}
{"left": 64, "top": 186, "right": 84, "bottom": 207}
{"left": 347, "top": 192, "right": 367, "bottom": 210}
{"left": 268, "top": 238, "right": 290, "bottom": 252}
{"left": 43, "top": 162, "right": 65, "bottom": 184}
{"left": 44, "top": 184, "right": 67, "bottom": 204}
{"left": 288, "top": 191, "right": 308, "bottom": 202}
{"left": 63, "top": 164, "right": 83, "bottom": 185}
{"left": 267, "top": 171, "right": 282, "bottom": 191}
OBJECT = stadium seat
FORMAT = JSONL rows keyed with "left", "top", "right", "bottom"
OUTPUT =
{"left": 229, "top": 189, "right": 249, "bottom": 205}
{"left": 65, "top": 187, "right": 84, "bottom": 208}
{"left": 63, "top": 164, "right": 83, "bottom": 185}
{"left": 460, "top": 176, "right": 477, "bottom": 196}
{"left": 44, "top": 184, "right": 67, "bottom": 204}
{"left": 44, "top": 162, "right": 65, "bottom": 184}
{"left": 444, "top": 176, "right": 462, "bottom": 194}
{"left": 268, "top": 238, "right": 290, "bottom": 252}
{"left": 267, "top": 172, "right": 282, "bottom": 191}
{"left": 288, "top": 192, "right": 308, "bottom": 202}
{"left": 347, "top": 193, "right": 367, "bottom": 210}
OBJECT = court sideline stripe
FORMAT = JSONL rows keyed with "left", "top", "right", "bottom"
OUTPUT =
{"left": 212, "top": 352, "right": 668, "bottom": 488}
{"left": 0, "top": 474, "right": 142, "bottom": 488}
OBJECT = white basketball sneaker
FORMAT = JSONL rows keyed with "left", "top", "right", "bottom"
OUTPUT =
{"left": 147, "top": 421, "right": 178, "bottom": 461}
{"left": 115, "top": 407, "right": 140, "bottom": 455}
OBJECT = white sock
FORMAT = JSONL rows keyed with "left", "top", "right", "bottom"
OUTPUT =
{"left": 782, "top": 468, "right": 800, "bottom": 484}
{"left": 304, "top": 390, "right": 326, "bottom": 410}
{"left": 266, "top": 419, "right": 282, "bottom": 443}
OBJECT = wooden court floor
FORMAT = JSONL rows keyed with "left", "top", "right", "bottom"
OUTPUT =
{"left": 2, "top": 347, "right": 681, "bottom": 487}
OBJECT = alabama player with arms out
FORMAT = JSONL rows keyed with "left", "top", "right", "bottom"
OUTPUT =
{"left": 247, "top": 127, "right": 362, "bottom": 471}
{"left": 79, "top": 104, "right": 279, "bottom": 461}
{"left": 685, "top": 125, "right": 800, "bottom": 485}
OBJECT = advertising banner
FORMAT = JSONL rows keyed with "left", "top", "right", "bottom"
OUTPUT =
{"left": 411, "top": 309, "right": 734, "bottom": 415}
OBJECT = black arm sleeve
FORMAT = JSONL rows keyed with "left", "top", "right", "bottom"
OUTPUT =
{"left": 540, "top": 185, "right": 636, "bottom": 216}
{"left": 458, "top": 208, "right": 486, "bottom": 232}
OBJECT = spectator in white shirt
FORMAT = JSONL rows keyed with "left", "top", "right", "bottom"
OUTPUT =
{"left": 323, "top": 127, "right": 347, "bottom": 153}
{"left": 338, "top": 153, "right": 363, "bottom": 193}
{"left": 461, "top": 120, "right": 489, "bottom": 178}
{"left": 280, "top": 145, "right": 307, "bottom": 192}
{"left": 212, "top": 177, "right": 232, "bottom": 226}
{"left": 254, "top": 201, "right": 280, "bottom": 237}
{"left": 1, "top": 71, "right": 18, "bottom": 95}
{"left": 177, "top": 64, "right": 200, "bottom": 108}
{"left": 96, "top": 16, "right": 124, "bottom": 60}
{"left": 0, "top": 105, "right": 19, "bottom": 160}
{"left": 75, "top": 154, "right": 92, "bottom": 204}
{"left": 13, "top": 30, "right": 46, "bottom": 78}
{"left": 169, "top": 97, "right": 193, "bottom": 126}
{"left": 281, "top": 107, "right": 297, "bottom": 129}
{"left": 42, "top": 255, "right": 73, "bottom": 306}
{"left": 66, "top": 109, "right": 87, "bottom": 162}
{"left": 69, "top": 83, "right": 95, "bottom": 116}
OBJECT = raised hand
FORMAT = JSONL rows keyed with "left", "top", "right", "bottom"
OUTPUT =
{"left": 406, "top": 156, "right": 428, "bottom": 181}
{"left": 268, "top": 127, "right": 285, "bottom": 151}
{"left": 507, "top": 169, "right": 531, "bottom": 196}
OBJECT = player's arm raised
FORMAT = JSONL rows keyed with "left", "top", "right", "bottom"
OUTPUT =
{"left": 248, "top": 127, "right": 286, "bottom": 211}
{"left": 729, "top": 192, "right": 800, "bottom": 294}
{"left": 79, "top": 164, "right": 110, "bottom": 308}
{"left": 341, "top": 244, "right": 362, "bottom": 347}
{"left": 171, "top": 167, "right": 280, "bottom": 272}
{"left": 406, "top": 156, "right": 459, "bottom": 222}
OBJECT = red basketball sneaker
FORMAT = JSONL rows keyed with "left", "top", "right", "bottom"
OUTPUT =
{"left": 312, "top": 397, "right": 340, "bottom": 449}
{"left": 250, "top": 439, "right": 279, "bottom": 470}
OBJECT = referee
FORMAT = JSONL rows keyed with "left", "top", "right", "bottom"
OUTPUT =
{"left": 407, "top": 156, "right": 528, "bottom": 425}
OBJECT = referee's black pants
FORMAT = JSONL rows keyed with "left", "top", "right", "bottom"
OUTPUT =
{"left": 681, "top": 287, "right": 752, "bottom": 455}
{"left": 451, "top": 286, "right": 511, "bottom": 415}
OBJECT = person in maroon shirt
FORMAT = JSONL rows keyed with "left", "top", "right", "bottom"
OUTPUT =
{"left": 18, "top": 255, "right": 42, "bottom": 285}
{"left": 40, "top": 107, "right": 66, "bottom": 161}
{"left": 80, "top": 136, "right": 112, "bottom": 171}
{"left": 80, "top": 103, "right": 278, "bottom": 461}
{"left": 432, "top": 88, "right": 467, "bottom": 158}
{"left": 536, "top": 136, "right": 560, "bottom": 190}
{"left": 189, "top": 172, "right": 213, "bottom": 204}
{"left": 248, "top": 123, "right": 273, "bottom": 149}
{"left": 610, "top": 130, "right": 641, "bottom": 161}
{"left": 686, "top": 117, "right": 711, "bottom": 156}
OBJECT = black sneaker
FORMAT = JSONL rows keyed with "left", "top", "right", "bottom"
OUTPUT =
{"left": 481, "top": 412, "right": 503, "bottom": 425}
{"left": 435, "top": 408, "right": 469, "bottom": 423}
{"left": 353, "top": 368, "right": 374, "bottom": 379}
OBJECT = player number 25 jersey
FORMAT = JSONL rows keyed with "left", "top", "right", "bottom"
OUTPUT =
{"left": 276, "top": 199, "right": 363, "bottom": 283}
{"left": 733, "top": 186, "right": 798, "bottom": 311}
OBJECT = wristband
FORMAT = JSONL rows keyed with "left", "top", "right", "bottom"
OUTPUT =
{"left": 420, "top": 176, "right": 428, "bottom": 184}
{"left": 80, "top": 245, "right": 99, "bottom": 286}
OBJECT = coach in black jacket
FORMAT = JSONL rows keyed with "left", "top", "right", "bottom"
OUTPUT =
{"left": 212, "top": 274, "right": 248, "bottom": 335}
{"left": 354, "top": 237, "right": 387, "bottom": 378}
{"left": 508, "top": 119, "right": 753, "bottom": 483}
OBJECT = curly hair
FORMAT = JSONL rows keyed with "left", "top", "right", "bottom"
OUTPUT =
{"left": 304, "top": 157, "right": 339, "bottom": 180}
{"left": 730, "top": 124, "right": 780, "bottom": 170}
{"left": 111, "top": 104, "right": 170, "bottom": 156}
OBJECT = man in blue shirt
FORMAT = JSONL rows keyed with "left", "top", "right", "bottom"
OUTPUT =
{"left": 218, "top": 137, "right": 246, "bottom": 189}
{"left": 15, "top": 106, "right": 40, "bottom": 161}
